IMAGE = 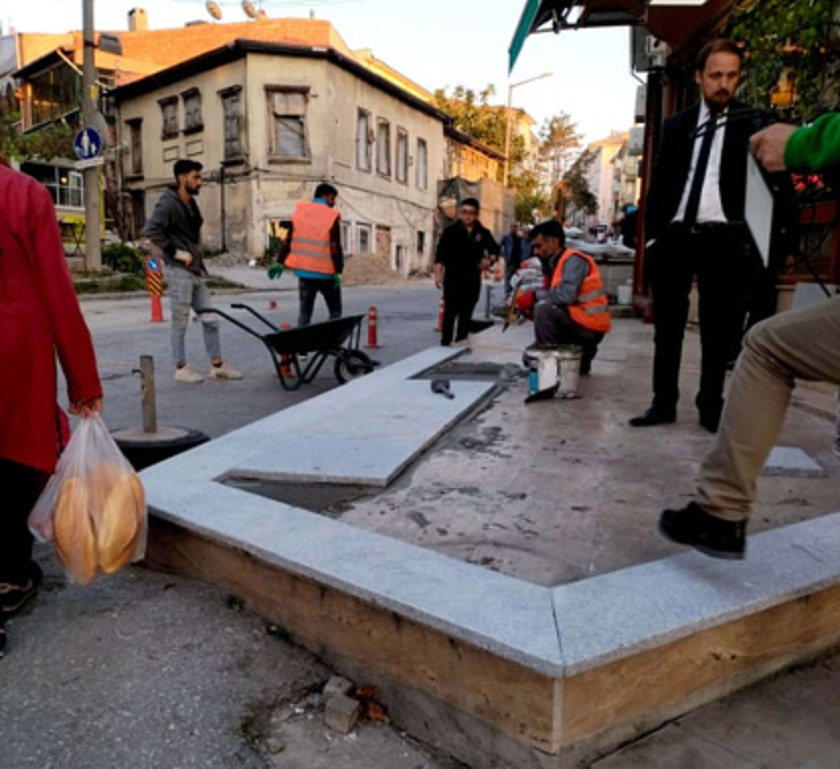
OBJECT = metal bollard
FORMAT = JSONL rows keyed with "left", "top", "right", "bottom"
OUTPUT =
{"left": 133, "top": 355, "right": 157, "bottom": 434}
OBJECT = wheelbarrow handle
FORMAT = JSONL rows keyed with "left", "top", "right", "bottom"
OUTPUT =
{"left": 231, "top": 303, "right": 282, "bottom": 332}
{"left": 195, "top": 307, "right": 264, "bottom": 340}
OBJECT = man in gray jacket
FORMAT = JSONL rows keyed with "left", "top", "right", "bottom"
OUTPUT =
{"left": 143, "top": 159, "right": 241, "bottom": 383}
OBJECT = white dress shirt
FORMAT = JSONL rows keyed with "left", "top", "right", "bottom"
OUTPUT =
{"left": 673, "top": 101, "right": 728, "bottom": 225}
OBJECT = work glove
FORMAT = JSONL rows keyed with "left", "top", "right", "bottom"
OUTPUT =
{"left": 267, "top": 263, "right": 284, "bottom": 280}
{"left": 516, "top": 290, "right": 537, "bottom": 317}
{"left": 333, "top": 273, "right": 342, "bottom": 288}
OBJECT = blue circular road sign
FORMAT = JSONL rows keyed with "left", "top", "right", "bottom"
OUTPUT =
{"left": 73, "top": 126, "right": 104, "bottom": 161}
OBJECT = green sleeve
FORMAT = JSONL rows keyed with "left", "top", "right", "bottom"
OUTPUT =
{"left": 784, "top": 113, "right": 840, "bottom": 172}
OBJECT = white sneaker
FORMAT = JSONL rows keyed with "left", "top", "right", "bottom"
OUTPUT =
{"left": 174, "top": 365, "right": 203, "bottom": 384}
{"left": 208, "top": 361, "right": 243, "bottom": 380}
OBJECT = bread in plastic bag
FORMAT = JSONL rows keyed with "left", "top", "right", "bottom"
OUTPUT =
{"left": 29, "top": 413, "right": 147, "bottom": 585}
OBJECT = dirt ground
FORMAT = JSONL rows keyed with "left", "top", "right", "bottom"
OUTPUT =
{"left": 343, "top": 251, "right": 410, "bottom": 286}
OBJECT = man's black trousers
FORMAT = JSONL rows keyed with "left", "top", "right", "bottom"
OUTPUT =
{"left": 441, "top": 279, "right": 480, "bottom": 346}
{"left": 649, "top": 224, "right": 759, "bottom": 416}
{"left": 298, "top": 276, "right": 342, "bottom": 327}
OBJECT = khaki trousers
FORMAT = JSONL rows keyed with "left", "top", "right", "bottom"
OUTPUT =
{"left": 697, "top": 295, "right": 840, "bottom": 522}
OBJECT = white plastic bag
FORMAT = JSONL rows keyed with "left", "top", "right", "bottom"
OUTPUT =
{"left": 29, "top": 414, "right": 147, "bottom": 585}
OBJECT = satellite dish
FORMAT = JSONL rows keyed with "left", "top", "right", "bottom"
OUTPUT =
{"left": 242, "top": 1, "right": 258, "bottom": 18}
{"left": 206, "top": 1, "right": 223, "bottom": 20}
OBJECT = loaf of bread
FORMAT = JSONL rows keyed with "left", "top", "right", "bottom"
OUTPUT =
{"left": 53, "top": 476, "right": 98, "bottom": 585}
{"left": 97, "top": 471, "right": 145, "bottom": 574}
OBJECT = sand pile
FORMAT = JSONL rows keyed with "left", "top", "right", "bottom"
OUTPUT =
{"left": 342, "top": 251, "right": 403, "bottom": 286}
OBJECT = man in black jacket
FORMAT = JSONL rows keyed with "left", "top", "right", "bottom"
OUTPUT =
{"left": 630, "top": 39, "right": 761, "bottom": 433}
{"left": 434, "top": 198, "right": 500, "bottom": 346}
{"left": 143, "top": 159, "right": 242, "bottom": 383}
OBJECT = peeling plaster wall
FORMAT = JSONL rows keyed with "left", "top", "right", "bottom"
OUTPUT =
{"left": 119, "top": 51, "right": 445, "bottom": 270}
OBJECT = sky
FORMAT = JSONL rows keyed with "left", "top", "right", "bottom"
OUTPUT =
{"left": 2, "top": 0, "right": 640, "bottom": 144}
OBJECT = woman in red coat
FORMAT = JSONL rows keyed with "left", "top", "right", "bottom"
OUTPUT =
{"left": 0, "top": 163, "right": 103, "bottom": 657}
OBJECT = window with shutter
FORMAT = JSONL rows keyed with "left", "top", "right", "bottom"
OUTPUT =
{"left": 416, "top": 138, "right": 428, "bottom": 190}
{"left": 220, "top": 88, "right": 243, "bottom": 160}
{"left": 356, "top": 109, "right": 371, "bottom": 171}
{"left": 267, "top": 87, "right": 310, "bottom": 160}
{"left": 377, "top": 118, "right": 391, "bottom": 177}
{"left": 396, "top": 128, "right": 408, "bottom": 184}
{"left": 159, "top": 97, "right": 178, "bottom": 139}
{"left": 182, "top": 89, "right": 203, "bottom": 134}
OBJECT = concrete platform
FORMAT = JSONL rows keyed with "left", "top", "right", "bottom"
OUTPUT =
{"left": 141, "top": 322, "right": 840, "bottom": 769}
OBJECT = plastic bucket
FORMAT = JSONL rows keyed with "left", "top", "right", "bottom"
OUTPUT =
{"left": 528, "top": 350, "right": 560, "bottom": 395}
{"left": 617, "top": 282, "right": 633, "bottom": 306}
{"left": 557, "top": 345, "right": 582, "bottom": 399}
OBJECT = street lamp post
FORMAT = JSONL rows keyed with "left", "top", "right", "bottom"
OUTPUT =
{"left": 503, "top": 71, "right": 553, "bottom": 188}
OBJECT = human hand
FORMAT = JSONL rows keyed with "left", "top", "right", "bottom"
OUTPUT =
{"left": 750, "top": 124, "right": 797, "bottom": 173}
{"left": 479, "top": 257, "right": 491, "bottom": 272}
{"left": 174, "top": 249, "right": 194, "bottom": 267}
{"left": 267, "top": 263, "right": 284, "bottom": 280}
{"left": 70, "top": 397, "right": 103, "bottom": 418}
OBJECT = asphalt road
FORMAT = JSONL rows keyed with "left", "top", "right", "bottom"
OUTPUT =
{"left": 0, "top": 280, "right": 463, "bottom": 769}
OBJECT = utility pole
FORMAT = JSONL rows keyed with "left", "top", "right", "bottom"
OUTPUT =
{"left": 82, "top": 0, "right": 101, "bottom": 271}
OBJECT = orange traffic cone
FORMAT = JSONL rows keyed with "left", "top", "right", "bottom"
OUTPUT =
{"left": 435, "top": 300, "right": 445, "bottom": 332}
{"left": 365, "top": 306, "right": 381, "bottom": 349}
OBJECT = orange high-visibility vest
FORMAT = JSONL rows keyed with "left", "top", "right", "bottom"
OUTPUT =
{"left": 285, "top": 201, "right": 340, "bottom": 275}
{"left": 551, "top": 249, "right": 611, "bottom": 334}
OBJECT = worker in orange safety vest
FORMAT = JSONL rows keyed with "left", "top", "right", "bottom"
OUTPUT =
{"left": 517, "top": 219, "right": 611, "bottom": 375}
{"left": 268, "top": 183, "right": 344, "bottom": 327}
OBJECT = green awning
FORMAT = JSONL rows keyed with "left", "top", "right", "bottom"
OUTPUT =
{"left": 509, "top": 0, "right": 645, "bottom": 72}
{"left": 509, "top": 0, "right": 543, "bottom": 73}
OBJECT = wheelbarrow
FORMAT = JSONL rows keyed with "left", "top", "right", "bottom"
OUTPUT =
{"left": 203, "top": 303, "right": 378, "bottom": 391}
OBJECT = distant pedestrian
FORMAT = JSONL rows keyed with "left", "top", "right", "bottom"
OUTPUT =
{"left": 434, "top": 198, "right": 500, "bottom": 346}
{"left": 620, "top": 204, "right": 638, "bottom": 250}
{"left": 268, "top": 183, "right": 344, "bottom": 327}
{"left": 143, "top": 159, "right": 242, "bottom": 384}
{"left": 0, "top": 163, "right": 103, "bottom": 658}
{"left": 500, "top": 223, "right": 523, "bottom": 298}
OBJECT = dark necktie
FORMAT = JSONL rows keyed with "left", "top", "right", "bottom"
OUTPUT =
{"left": 683, "top": 111, "right": 719, "bottom": 227}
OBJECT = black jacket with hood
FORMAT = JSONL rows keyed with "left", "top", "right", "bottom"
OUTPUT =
{"left": 142, "top": 187, "right": 206, "bottom": 275}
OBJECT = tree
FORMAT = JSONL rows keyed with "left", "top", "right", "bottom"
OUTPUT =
{"left": 432, "top": 84, "right": 527, "bottom": 174}
{"left": 0, "top": 112, "right": 75, "bottom": 163}
{"left": 511, "top": 167, "right": 549, "bottom": 223}
{"left": 721, "top": 0, "right": 838, "bottom": 122}
{"left": 562, "top": 149, "right": 598, "bottom": 223}
{"left": 539, "top": 112, "right": 582, "bottom": 187}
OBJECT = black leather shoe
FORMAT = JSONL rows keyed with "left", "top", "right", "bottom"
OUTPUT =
{"left": 698, "top": 409, "right": 721, "bottom": 434}
{"left": 629, "top": 406, "right": 676, "bottom": 427}
{"left": 659, "top": 502, "right": 746, "bottom": 560}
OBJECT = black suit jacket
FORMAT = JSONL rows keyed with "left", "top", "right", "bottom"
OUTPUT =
{"left": 644, "top": 100, "right": 761, "bottom": 242}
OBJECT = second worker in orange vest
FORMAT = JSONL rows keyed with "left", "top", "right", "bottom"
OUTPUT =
{"left": 269, "top": 183, "right": 344, "bottom": 327}
{"left": 517, "top": 219, "right": 611, "bottom": 375}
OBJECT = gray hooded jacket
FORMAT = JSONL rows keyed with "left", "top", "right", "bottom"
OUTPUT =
{"left": 142, "top": 187, "right": 206, "bottom": 275}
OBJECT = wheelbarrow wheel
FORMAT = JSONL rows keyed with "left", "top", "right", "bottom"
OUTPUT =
{"left": 334, "top": 350, "right": 375, "bottom": 384}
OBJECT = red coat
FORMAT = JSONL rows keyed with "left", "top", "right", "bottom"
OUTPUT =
{"left": 0, "top": 166, "right": 102, "bottom": 474}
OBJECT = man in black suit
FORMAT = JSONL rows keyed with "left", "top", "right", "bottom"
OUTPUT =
{"left": 630, "top": 39, "right": 761, "bottom": 433}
